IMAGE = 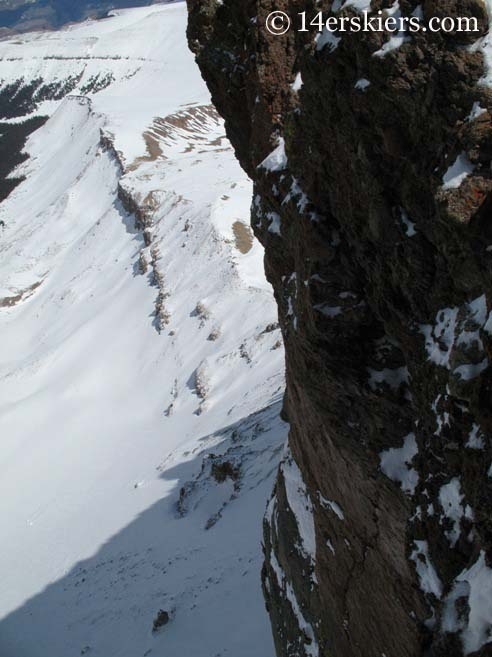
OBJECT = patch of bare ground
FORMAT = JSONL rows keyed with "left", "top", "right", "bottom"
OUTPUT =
{"left": 0, "top": 280, "right": 42, "bottom": 308}
{"left": 128, "top": 104, "right": 226, "bottom": 171}
{"left": 232, "top": 221, "right": 253, "bottom": 254}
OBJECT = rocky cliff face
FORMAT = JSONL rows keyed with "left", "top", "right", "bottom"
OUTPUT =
{"left": 186, "top": 1, "right": 492, "bottom": 656}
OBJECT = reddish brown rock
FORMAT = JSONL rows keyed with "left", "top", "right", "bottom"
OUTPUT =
{"left": 187, "top": 1, "right": 492, "bottom": 655}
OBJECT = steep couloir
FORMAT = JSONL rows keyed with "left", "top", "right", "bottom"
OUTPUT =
{"left": 186, "top": 1, "right": 492, "bottom": 655}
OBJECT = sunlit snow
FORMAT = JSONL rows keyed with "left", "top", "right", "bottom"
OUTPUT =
{"left": 0, "top": 4, "right": 287, "bottom": 657}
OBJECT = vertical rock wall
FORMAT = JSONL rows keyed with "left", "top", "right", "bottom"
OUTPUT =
{"left": 186, "top": 1, "right": 492, "bottom": 655}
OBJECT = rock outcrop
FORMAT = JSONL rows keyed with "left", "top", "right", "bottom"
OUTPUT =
{"left": 186, "top": 1, "right": 492, "bottom": 655}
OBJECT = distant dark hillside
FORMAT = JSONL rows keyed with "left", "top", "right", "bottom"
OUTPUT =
{"left": 0, "top": 79, "right": 51, "bottom": 201}
{"left": 0, "top": 116, "right": 47, "bottom": 202}
{"left": 0, "top": 1, "right": 162, "bottom": 32}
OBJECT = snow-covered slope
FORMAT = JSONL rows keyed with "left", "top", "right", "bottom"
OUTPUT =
{"left": 0, "top": 5, "right": 286, "bottom": 656}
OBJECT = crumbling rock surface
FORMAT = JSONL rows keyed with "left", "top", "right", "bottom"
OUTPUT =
{"left": 186, "top": 1, "right": 492, "bottom": 655}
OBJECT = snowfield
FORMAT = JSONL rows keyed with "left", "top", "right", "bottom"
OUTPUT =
{"left": 0, "top": 4, "right": 286, "bottom": 656}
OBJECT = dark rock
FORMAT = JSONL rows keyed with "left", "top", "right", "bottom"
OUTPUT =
{"left": 211, "top": 460, "right": 240, "bottom": 483}
{"left": 152, "top": 609, "right": 170, "bottom": 633}
{"left": 263, "top": 322, "right": 280, "bottom": 334}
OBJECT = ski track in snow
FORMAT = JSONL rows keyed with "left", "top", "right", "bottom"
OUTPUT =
{"left": 0, "top": 4, "right": 287, "bottom": 657}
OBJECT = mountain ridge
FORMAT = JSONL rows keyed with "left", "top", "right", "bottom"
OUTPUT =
{"left": 0, "top": 0, "right": 167, "bottom": 33}
{"left": 0, "top": 5, "right": 285, "bottom": 656}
